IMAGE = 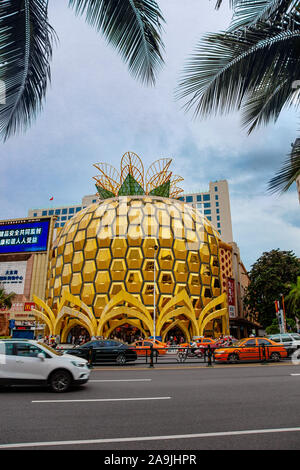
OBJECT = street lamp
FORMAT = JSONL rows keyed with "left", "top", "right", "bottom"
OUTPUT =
{"left": 153, "top": 244, "right": 158, "bottom": 340}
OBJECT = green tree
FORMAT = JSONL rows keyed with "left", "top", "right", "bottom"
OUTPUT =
{"left": 244, "top": 249, "right": 300, "bottom": 328}
{"left": 0, "top": 284, "right": 16, "bottom": 310}
{"left": 177, "top": 0, "right": 300, "bottom": 194}
{"left": 285, "top": 276, "right": 300, "bottom": 318}
{"left": 0, "top": 0, "right": 165, "bottom": 141}
{"left": 265, "top": 317, "right": 296, "bottom": 334}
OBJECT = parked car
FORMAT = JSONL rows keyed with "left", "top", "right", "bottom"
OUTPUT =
{"left": 0, "top": 339, "right": 90, "bottom": 392}
{"left": 180, "top": 338, "right": 219, "bottom": 351}
{"left": 267, "top": 333, "right": 300, "bottom": 356}
{"left": 131, "top": 339, "right": 168, "bottom": 357}
{"left": 64, "top": 339, "right": 137, "bottom": 365}
{"left": 214, "top": 337, "right": 288, "bottom": 363}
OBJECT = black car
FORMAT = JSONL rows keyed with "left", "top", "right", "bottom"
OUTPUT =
{"left": 64, "top": 340, "right": 137, "bottom": 365}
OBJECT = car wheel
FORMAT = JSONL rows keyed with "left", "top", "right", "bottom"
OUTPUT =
{"left": 49, "top": 370, "right": 72, "bottom": 393}
{"left": 228, "top": 353, "right": 239, "bottom": 363}
{"left": 270, "top": 352, "right": 281, "bottom": 362}
{"left": 116, "top": 354, "right": 126, "bottom": 365}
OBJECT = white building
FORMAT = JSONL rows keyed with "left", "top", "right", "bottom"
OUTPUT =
{"left": 179, "top": 180, "right": 233, "bottom": 243}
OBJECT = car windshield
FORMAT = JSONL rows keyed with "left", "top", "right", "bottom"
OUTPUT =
{"left": 291, "top": 334, "right": 300, "bottom": 340}
{"left": 38, "top": 342, "right": 62, "bottom": 356}
{"left": 231, "top": 340, "right": 246, "bottom": 347}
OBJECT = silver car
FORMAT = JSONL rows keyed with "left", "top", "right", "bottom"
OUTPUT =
{"left": 267, "top": 333, "right": 300, "bottom": 356}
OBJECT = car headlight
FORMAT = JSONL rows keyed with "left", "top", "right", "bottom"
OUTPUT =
{"left": 71, "top": 361, "right": 87, "bottom": 368}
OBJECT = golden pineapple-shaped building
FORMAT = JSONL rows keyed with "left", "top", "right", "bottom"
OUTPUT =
{"left": 35, "top": 153, "right": 229, "bottom": 341}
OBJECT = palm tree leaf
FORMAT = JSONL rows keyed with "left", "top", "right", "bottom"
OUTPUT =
{"left": 0, "top": 0, "right": 55, "bottom": 141}
{"left": 176, "top": 26, "right": 300, "bottom": 119}
{"left": 68, "top": 0, "right": 165, "bottom": 85}
{"left": 268, "top": 139, "right": 300, "bottom": 193}
{"left": 241, "top": 76, "right": 294, "bottom": 133}
{"left": 229, "top": 0, "right": 297, "bottom": 30}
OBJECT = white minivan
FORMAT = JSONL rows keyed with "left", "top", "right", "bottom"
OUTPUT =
{"left": 0, "top": 339, "right": 90, "bottom": 392}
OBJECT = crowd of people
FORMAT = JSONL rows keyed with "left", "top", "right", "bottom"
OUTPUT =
{"left": 38, "top": 332, "right": 238, "bottom": 349}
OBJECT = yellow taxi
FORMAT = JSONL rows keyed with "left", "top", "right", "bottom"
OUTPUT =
{"left": 214, "top": 337, "right": 288, "bottom": 363}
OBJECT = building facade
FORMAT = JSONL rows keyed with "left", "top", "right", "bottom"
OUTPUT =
{"left": 0, "top": 216, "right": 55, "bottom": 336}
{"left": 28, "top": 180, "right": 234, "bottom": 242}
{"left": 178, "top": 180, "right": 233, "bottom": 243}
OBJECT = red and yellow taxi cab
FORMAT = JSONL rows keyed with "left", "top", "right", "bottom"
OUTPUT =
{"left": 180, "top": 337, "right": 218, "bottom": 350}
{"left": 131, "top": 338, "right": 168, "bottom": 356}
{"left": 214, "top": 337, "right": 288, "bottom": 363}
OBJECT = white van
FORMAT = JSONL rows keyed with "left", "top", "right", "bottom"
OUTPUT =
{"left": 0, "top": 339, "right": 90, "bottom": 392}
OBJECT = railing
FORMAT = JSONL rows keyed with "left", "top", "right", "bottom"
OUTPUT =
{"left": 131, "top": 343, "right": 289, "bottom": 367}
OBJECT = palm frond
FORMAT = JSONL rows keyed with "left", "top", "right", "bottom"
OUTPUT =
{"left": 0, "top": 0, "right": 55, "bottom": 141}
{"left": 241, "top": 76, "right": 293, "bottom": 133}
{"left": 176, "top": 26, "right": 300, "bottom": 119}
{"left": 268, "top": 139, "right": 300, "bottom": 193}
{"left": 68, "top": 0, "right": 165, "bottom": 85}
{"left": 229, "top": 0, "right": 297, "bottom": 30}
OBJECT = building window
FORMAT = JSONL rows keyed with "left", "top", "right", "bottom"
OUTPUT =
{"left": 69, "top": 208, "right": 74, "bottom": 214}
{"left": 42, "top": 210, "right": 47, "bottom": 216}
{"left": 178, "top": 197, "right": 184, "bottom": 201}
{"left": 203, "top": 194, "right": 210, "bottom": 201}
{"left": 214, "top": 186, "right": 218, "bottom": 191}
{"left": 215, "top": 195, "right": 219, "bottom": 200}
{"left": 204, "top": 203, "right": 211, "bottom": 208}
{"left": 186, "top": 196, "right": 193, "bottom": 202}
{"left": 61, "top": 216, "right": 67, "bottom": 221}
{"left": 196, "top": 195, "right": 201, "bottom": 201}
{"left": 217, "top": 215, "right": 220, "bottom": 221}
{"left": 76, "top": 207, "right": 81, "bottom": 212}
{"left": 204, "top": 209, "right": 211, "bottom": 215}
{"left": 62, "top": 208, "right": 68, "bottom": 214}
{"left": 92, "top": 199, "right": 97, "bottom": 203}
{"left": 206, "top": 216, "right": 211, "bottom": 221}
{"left": 216, "top": 209, "right": 219, "bottom": 214}
{"left": 55, "top": 223, "right": 59, "bottom": 228}
{"left": 60, "top": 222, "right": 65, "bottom": 227}
{"left": 68, "top": 216, "right": 73, "bottom": 219}
{"left": 217, "top": 222, "right": 221, "bottom": 228}
{"left": 216, "top": 202, "right": 219, "bottom": 207}
{"left": 33, "top": 213, "right": 37, "bottom": 217}
{"left": 55, "top": 209, "right": 61, "bottom": 215}
{"left": 49, "top": 210, "right": 54, "bottom": 215}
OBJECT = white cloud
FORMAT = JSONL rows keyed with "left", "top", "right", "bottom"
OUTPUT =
{"left": 0, "top": 0, "right": 299, "bottom": 271}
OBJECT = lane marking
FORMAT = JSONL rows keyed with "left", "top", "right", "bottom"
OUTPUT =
{"left": 89, "top": 379, "right": 152, "bottom": 382}
{"left": 31, "top": 396, "right": 170, "bottom": 404}
{"left": 2, "top": 426, "right": 300, "bottom": 449}
{"left": 290, "top": 374, "right": 300, "bottom": 376}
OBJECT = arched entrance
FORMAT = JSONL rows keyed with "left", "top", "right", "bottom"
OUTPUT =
{"left": 67, "top": 325, "right": 90, "bottom": 345}
{"left": 108, "top": 323, "right": 144, "bottom": 344}
{"left": 164, "top": 326, "right": 186, "bottom": 344}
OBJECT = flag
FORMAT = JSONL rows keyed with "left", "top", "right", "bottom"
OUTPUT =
{"left": 49, "top": 196, "right": 54, "bottom": 201}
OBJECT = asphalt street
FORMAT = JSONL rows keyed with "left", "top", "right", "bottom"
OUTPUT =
{"left": 1, "top": 361, "right": 300, "bottom": 452}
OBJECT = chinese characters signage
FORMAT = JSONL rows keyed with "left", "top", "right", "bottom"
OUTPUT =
{"left": 0, "top": 218, "right": 50, "bottom": 254}
{"left": 0, "top": 261, "right": 27, "bottom": 294}
{"left": 227, "top": 278, "right": 236, "bottom": 318}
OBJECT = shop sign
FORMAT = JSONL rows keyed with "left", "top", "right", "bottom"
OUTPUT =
{"left": 227, "top": 278, "right": 236, "bottom": 318}
{"left": 0, "top": 261, "right": 27, "bottom": 294}
{"left": 0, "top": 218, "right": 50, "bottom": 254}
{"left": 24, "top": 302, "right": 35, "bottom": 311}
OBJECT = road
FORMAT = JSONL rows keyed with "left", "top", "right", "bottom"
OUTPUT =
{"left": 1, "top": 361, "right": 300, "bottom": 451}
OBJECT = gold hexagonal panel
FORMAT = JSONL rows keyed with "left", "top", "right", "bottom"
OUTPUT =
{"left": 84, "top": 238, "right": 98, "bottom": 260}
{"left": 47, "top": 196, "right": 222, "bottom": 326}
{"left": 82, "top": 260, "right": 96, "bottom": 283}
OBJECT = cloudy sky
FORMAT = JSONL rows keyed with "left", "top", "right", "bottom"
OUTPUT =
{"left": 1, "top": 0, "right": 299, "bottom": 270}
